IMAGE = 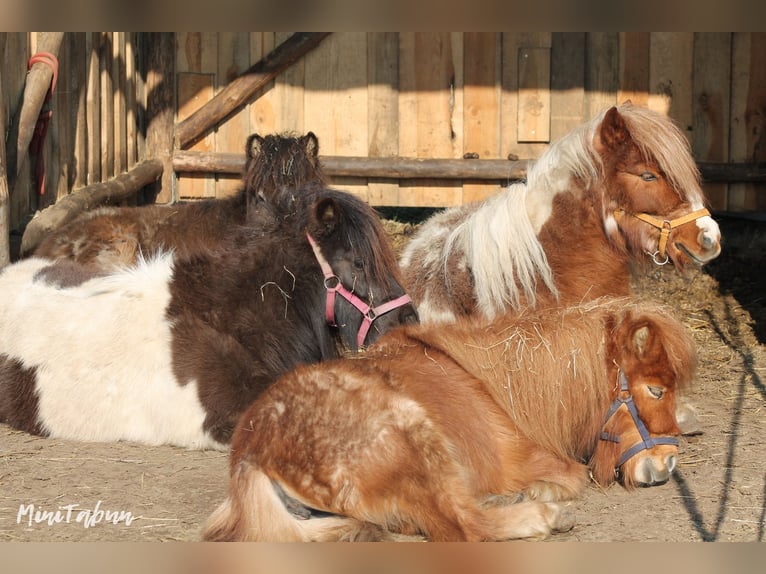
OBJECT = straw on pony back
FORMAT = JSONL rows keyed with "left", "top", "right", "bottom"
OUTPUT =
{"left": 400, "top": 102, "right": 721, "bottom": 323}
{"left": 203, "top": 297, "right": 696, "bottom": 542}
{"left": 28, "top": 132, "right": 325, "bottom": 270}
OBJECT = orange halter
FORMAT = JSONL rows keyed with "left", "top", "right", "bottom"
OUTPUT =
{"left": 614, "top": 208, "right": 711, "bottom": 265}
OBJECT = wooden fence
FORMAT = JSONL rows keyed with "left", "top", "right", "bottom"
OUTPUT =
{"left": 2, "top": 32, "right": 765, "bottom": 255}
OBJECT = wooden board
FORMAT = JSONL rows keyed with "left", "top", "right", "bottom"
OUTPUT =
{"left": 729, "top": 33, "right": 766, "bottom": 211}
{"left": 692, "top": 33, "right": 731, "bottom": 211}
{"left": 305, "top": 32, "right": 368, "bottom": 199}
{"left": 463, "top": 32, "right": 501, "bottom": 203}
{"left": 367, "top": 32, "right": 400, "bottom": 206}
{"left": 550, "top": 33, "right": 585, "bottom": 142}
{"left": 177, "top": 73, "right": 216, "bottom": 199}
{"left": 618, "top": 32, "right": 650, "bottom": 107}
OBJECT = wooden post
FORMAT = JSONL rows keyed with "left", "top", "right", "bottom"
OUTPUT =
{"left": 175, "top": 32, "right": 331, "bottom": 150}
{"left": 19, "top": 159, "right": 163, "bottom": 257}
{"left": 6, "top": 32, "right": 65, "bottom": 191}
{"left": 144, "top": 33, "right": 176, "bottom": 203}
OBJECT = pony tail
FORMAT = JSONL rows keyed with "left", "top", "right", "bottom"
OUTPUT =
{"left": 202, "top": 461, "right": 307, "bottom": 542}
{"left": 202, "top": 460, "right": 392, "bottom": 542}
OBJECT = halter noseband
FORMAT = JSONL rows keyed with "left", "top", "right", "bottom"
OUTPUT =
{"left": 613, "top": 208, "right": 711, "bottom": 266}
{"left": 306, "top": 233, "right": 413, "bottom": 348}
{"left": 599, "top": 371, "right": 679, "bottom": 474}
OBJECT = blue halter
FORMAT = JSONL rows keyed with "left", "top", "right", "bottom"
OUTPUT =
{"left": 599, "top": 371, "right": 679, "bottom": 470}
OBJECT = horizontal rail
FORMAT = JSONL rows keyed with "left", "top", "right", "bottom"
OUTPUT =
{"left": 173, "top": 151, "right": 766, "bottom": 184}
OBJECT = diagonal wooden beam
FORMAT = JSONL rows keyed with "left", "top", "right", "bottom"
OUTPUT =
{"left": 175, "top": 32, "right": 331, "bottom": 150}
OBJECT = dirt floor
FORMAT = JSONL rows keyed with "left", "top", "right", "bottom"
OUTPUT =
{"left": 0, "top": 215, "right": 764, "bottom": 543}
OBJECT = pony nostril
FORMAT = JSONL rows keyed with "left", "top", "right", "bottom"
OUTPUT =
{"left": 666, "top": 454, "right": 677, "bottom": 474}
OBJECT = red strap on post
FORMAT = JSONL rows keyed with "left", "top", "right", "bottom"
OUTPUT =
{"left": 28, "top": 52, "right": 59, "bottom": 196}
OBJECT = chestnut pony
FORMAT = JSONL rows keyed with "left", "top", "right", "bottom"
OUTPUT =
{"left": 204, "top": 298, "right": 696, "bottom": 541}
{"left": 0, "top": 183, "right": 417, "bottom": 449}
{"left": 28, "top": 132, "right": 325, "bottom": 270}
{"left": 400, "top": 103, "right": 721, "bottom": 323}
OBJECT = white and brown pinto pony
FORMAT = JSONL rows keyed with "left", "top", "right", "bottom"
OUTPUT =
{"left": 203, "top": 298, "right": 696, "bottom": 542}
{"left": 0, "top": 184, "right": 417, "bottom": 449}
{"left": 400, "top": 103, "right": 721, "bottom": 323}
{"left": 27, "top": 132, "right": 325, "bottom": 270}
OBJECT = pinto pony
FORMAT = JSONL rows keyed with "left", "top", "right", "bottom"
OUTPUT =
{"left": 28, "top": 132, "right": 325, "bottom": 269}
{"left": 400, "top": 103, "right": 721, "bottom": 323}
{"left": 203, "top": 298, "right": 696, "bottom": 542}
{"left": 0, "top": 183, "right": 417, "bottom": 449}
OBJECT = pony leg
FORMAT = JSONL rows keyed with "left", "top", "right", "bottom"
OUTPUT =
{"left": 479, "top": 501, "right": 576, "bottom": 541}
{"left": 202, "top": 461, "right": 396, "bottom": 542}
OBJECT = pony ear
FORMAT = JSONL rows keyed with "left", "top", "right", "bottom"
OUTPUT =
{"left": 312, "top": 197, "right": 340, "bottom": 236}
{"left": 246, "top": 134, "right": 264, "bottom": 159}
{"left": 303, "top": 132, "right": 319, "bottom": 158}
{"left": 630, "top": 323, "right": 652, "bottom": 358}
{"left": 595, "top": 107, "right": 630, "bottom": 152}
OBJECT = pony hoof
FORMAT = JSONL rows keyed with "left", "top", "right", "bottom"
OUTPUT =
{"left": 551, "top": 505, "right": 576, "bottom": 533}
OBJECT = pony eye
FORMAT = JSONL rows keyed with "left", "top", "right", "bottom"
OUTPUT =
{"left": 353, "top": 259, "right": 365, "bottom": 271}
{"left": 647, "top": 385, "right": 665, "bottom": 399}
{"left": 640, "top": 171, "right": 658, "bottom": 182}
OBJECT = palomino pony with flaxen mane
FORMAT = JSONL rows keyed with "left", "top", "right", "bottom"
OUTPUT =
{"left": 27, "top": 132, "right": 325, "bottom": 270}
{"left": 400, "top": 103, "right": 721, "bottom": 323}
{"left": 0, "top": 183, "right": 417, "bottom": 449}
{"left": 204, "top": 297, "right": 696, "bottom": 542}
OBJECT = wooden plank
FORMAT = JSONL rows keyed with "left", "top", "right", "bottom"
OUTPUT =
{"left": 550, "top": 33, "right": 585, "bottom": 141}
{"left": 692, "top": 32, "right": 731, "bottom": 211}
{"left": 367, "top": 32, "right": 400, "bottom": 206}
{"left": 273, "top": 32, "right": 307, "bottom": 134}
{"left": 649, "top": 33, "right": 694, "bottom": 136}
{"left": 618, "top": 32, "right": 650, "bottom": 107}
{"left": 216, "top": 32, "right": 251, "bottom": 197}
{"left": 248, "top": 33, "right": 277, "bottom": 136}
{"left": 398, "top": 32, "right": 462, "bottom": 207}
{"left": 501, "top": 33, "right": 551, "bottom": 161}
{"left": 517, "top": 46, "right": 551, "bottom": 143}
{"left": 464, "top": 32, "right": 501, "bottom": 203}
{"left": 49, "top": 33, "right": 70, "bottom": 204}
{"left": 125, "top": 33, "right": 138, "bottom": 169}
{"left": 729, "top": 33, "right": 766, "bottom": 211}
{"left": 86, "top": 32, "right": 101, "bottom": 186}
{"left": 100, "top": 32, "right": 114, "bottom": 182}
{"left": 305, "top": 33, "right": 368, "bottom": 199}
{"left": 177, "top": 73, "right": 216, "bottom": 199}
{"left": 584, "top": 32, "right": 619, "bottom": 118}
{"left": 72, "top": 33, "right": 88, "bottom": 190}
{"left": 113, "top": 32, "right": 127, "bottom": 178}
{"left": 177, "top": 32, "right": 218, "bottom": 74}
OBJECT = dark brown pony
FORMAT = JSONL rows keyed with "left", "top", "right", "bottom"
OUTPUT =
{"left": 400, "top": 103, "right": 721, "bottom": 323}
{"left": 0, "top": 183, "right": 416, "bottom": 450}
{"left": 203, "top": 298, "right": 696, "bottom": 541}
{"left": 29, "top": 132, "right": 324, "bottom": 270}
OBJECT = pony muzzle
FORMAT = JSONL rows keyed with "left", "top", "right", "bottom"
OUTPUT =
{"left": 614, "top": 208, "right": 713, "bottom": 266}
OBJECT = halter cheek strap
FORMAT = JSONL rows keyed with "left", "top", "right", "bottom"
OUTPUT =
{"left": 613, "top": 208, "right": 711, "bottom": 265}
{"left": 600, "top": 371, "right": 679, "bottom": 471}
{"left": 306, "top": 233, "right": 413, "bottom": 348}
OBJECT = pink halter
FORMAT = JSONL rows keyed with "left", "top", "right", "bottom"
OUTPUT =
{"left": 306, "top": 233, "right": 413, "bottom": 348}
